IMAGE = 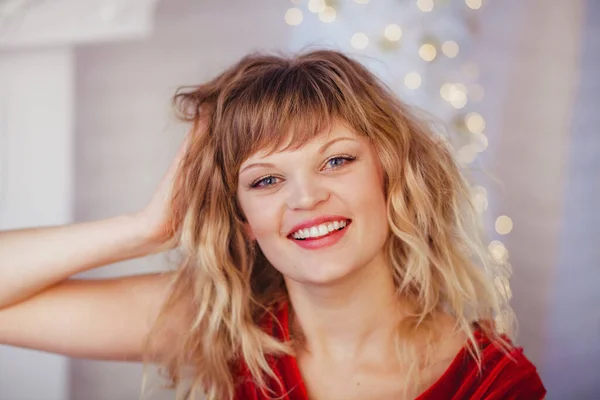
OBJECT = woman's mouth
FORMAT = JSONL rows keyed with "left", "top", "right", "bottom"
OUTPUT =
{"left": 289, "top": 219, "right": 350, "bottom": 240}
{"left": 287, "top": 219, "right": 351, "bottom": 250}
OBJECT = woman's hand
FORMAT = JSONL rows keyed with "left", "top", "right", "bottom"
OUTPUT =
{"left": 135, "top": 135, "right": 190, "bottom": 252}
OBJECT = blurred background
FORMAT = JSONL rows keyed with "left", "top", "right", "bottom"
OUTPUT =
{"left": 0, "top": 0, "right": 597, "bottom": 399}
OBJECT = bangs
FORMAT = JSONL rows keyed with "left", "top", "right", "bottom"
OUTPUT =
{"left": 214, "top": 62, "right": 365, "bottom": 181}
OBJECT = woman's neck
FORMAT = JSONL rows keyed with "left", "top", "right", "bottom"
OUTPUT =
{"left": 284, "top": 252, "right": 403, "bottom": 364}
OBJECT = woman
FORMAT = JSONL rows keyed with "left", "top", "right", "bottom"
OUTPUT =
{"left": 0, "top": 50, "right": 545, "bottom": 399}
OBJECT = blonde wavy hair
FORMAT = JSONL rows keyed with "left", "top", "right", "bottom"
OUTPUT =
{"left": 143, "top": 49, "right": 514, "bottom": 400}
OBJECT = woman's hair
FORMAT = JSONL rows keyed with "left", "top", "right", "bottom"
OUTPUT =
{"left": 143, "top": 49, "right": 514, "bottom": 400}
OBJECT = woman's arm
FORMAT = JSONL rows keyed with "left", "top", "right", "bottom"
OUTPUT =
{"left": 0, "top": 272, "right": 175, "bottom": 361}
{"left": 0, "top": 134, "right": 190, "bottom": 361}
{"left": 0, "top": 215, "right": 161, "bottom": 309}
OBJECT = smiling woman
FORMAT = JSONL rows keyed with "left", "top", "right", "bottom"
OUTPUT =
{"left": 149, "top": 50, "right": 545, "bottom": 399}
{"left": 0, "top": 49, "right": 545, "bottom": 400}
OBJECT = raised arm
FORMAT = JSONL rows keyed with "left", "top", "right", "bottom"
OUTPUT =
{"left": 0, "top": 215, "right": 162, "bottom": 309}
{"left": 0, "top": 134, "right": 190, "bottom": 361}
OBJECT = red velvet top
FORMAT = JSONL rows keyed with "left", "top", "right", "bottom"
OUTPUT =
{"left": 235, "top": 304, "right": 546, "bottom": 399}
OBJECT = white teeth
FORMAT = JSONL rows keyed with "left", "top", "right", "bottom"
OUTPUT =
{"left": 291, "top": 220, "right": 349, "bottom": 240}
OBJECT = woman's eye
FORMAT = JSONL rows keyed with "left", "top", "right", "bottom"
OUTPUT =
{"left": 251, "top": 175, "right": 279, "bottom": 188}
{"left": 325, "top": 155, "right": 356, "bottom": 170}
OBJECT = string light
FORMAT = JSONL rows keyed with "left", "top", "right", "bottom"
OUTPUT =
{"left": 442, "top": 40, "right": 459, "bottom": 58}
{"left": 416, "top": 0, "right": 434, "bottom": 12}
{"left": 465, "top": 112, "right": 485, "bottom": 134}
{"left": 471, "top": 132, "right": 488, "bottom": 152}
{"left": 307, "top": 0, "right": 326, "bottom": 13}
{"left": 319, "top": 6, "right": 336, "bottom": 22}
{"left": 285, "top": 8, "right": 303, "bottom": 25}
{"left": 495, "top": 216, "right": 513, "bottom": 235}
{"left": 404, "top": 72, "right": 422, "bottom": 89}
{"left": 472, "top": 185, "right": 488, "bottom": 213}
{"left": 456, "top": 144, "right": 477, "bottom": 164}
{"left": 465, "top": 0, "right": 482, "bottom": 10}
{"left": 419, "top": 43, "right": 437, "bottom": 62}
{"left": 384, "top": 24, "right": 403, "bottom": 41}
{"left": 489, "top": 240, "right": 509, "bottom": 263}
{"left": 351, "top": 32, "right": 369, "bottom": 49}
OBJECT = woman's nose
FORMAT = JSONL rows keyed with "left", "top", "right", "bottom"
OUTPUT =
{"left": 285, "top": 177, "right": 330, "bottom": 211}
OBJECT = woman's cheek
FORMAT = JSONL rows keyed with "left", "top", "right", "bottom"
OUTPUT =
{"left": 246, "top": 197, "right": 280, "bottom": 238}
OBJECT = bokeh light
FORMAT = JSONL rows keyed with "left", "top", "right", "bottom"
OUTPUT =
{"left": 417, "top": 0, "right": 434, "bottom": 12}
{"left": 404, "top": 72, "right": 422, "bottom": 89}
{"left": 351, "top": 32, "right": 369, "bottom": 49}
{"left": 419, "top": 43, "right": 437, "bottom": 62}
{"left": 442, "top": 40, "right": 459, "bottom": 58}
{"left": 384, "top": 24, "right": 403, "bottom": 41}
{"left": 319, "top": 6, "right": 336, "bottom": 23}
{"left": 284, "top": 8, "right": 303, "bottom": 26}
{"left": 496, "top": 215, "right": 514, "bottom": 235}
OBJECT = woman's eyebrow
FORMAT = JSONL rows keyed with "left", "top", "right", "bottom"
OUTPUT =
{"left": 240, "top": 162, "right": 275, "bottom": 174}
{"left": 240, "top": 137, "right": 357, "bottom": 174}
{"left": 318, "top": 136, "right": 358, "bottom": 153}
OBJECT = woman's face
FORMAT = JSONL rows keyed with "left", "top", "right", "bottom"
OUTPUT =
{"left": 237, "top": 123, "right": 389, "bottom": 286}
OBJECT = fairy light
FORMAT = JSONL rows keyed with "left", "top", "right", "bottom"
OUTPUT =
{"left": 449, "top": 86, "right": 468, "bottom": 109}
{"left": 440, "top": 83, "right": 452, "bottom": 101}
{"left": 384, "top": 24, "right": 403, "bottom": 41}
{"left": 489, "top": 240, "right": 509, "bottom": 263}
{"left": 307, "top": 0, "right": 326, "bottom": 13}
{"left": 419, "top": 43, "right": 437, "bottom": 62}
{"left": 465, "top": 0, "right": 482, "bottom": 10}
{"left": 456, "top": 144, "right": 477, "bottom": 164}
{"left": 471, "top": 132, "right": 488, "bottom": 152}
{"left": 285, "top": 8, "right": 303, "bottom": 25}
{"left": 495, "top": 216, "right": 513, "bottom": 235}
{"left": 465, "top": 112, "right": 485, "bottom": 134}
{"left": 416, "top": 0, "right": 434, "bottom": 12}
{"left": 472, "top": 185, "right": 488, "bottom": 213}
{"left": 404, "top": 72, "right": 422, "bottom": 89}
{"left": 442, "top": 40, "right": 459, "bottom": 58}
{"left": 351, "top": 33, "right": 369, "bottom": 49}
{"left": 319, "top": 6, "right": 336, "bottom": 22}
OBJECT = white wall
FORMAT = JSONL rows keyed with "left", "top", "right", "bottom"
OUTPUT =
{"left": 0, "top": 47, "right": 73, "bottom": 400}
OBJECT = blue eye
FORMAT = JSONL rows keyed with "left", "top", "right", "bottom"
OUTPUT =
{"left": 325, "top": 155, "right": 356, "bottom": 169}
{"left": 251, "top": 175, "right": 279, "bottom": 188}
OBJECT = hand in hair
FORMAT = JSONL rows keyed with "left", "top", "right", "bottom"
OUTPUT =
{"left": 135, "top": 130, "right": 193, "bottom": 252}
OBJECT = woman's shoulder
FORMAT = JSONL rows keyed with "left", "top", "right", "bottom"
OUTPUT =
{"left": 420, "top": 327, "right": 546, "bottom": 400}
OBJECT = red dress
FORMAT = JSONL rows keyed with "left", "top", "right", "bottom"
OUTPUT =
{"left": 235, "top": 303, "right": 546, "bottom": 399}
